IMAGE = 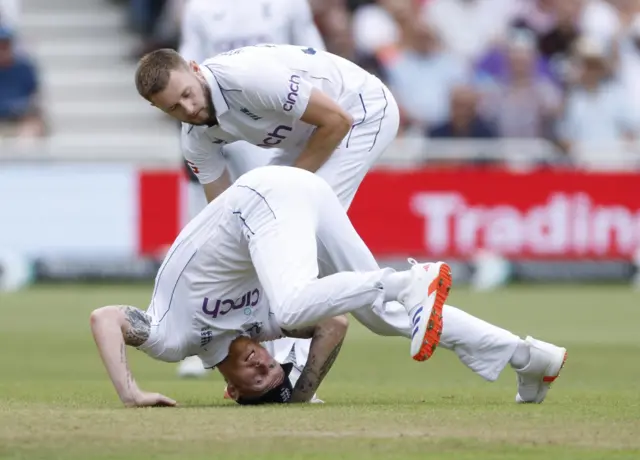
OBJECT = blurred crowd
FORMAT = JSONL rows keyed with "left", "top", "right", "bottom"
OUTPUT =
{"left": 120, "top": 0, "right": 640, "bottom": 168}
{"left": 4, "top": 0, "right": 640, "bottom": 168}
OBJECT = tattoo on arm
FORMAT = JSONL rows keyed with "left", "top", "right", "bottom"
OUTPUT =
{"left": 292, "top": 335, "right": 344, "bottom": 402}
{"left": 121, "top": 307, "right": 151, "bottom": 347}
{"left": 120, "top": 342, "right": 134, "bottom": 391}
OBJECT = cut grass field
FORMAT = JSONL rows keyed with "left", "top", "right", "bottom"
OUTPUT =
{"left": 0, "top": 284, "right": 639, "bottom": 459}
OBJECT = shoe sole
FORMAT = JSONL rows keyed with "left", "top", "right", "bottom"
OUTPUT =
{"left": 413, "top": 263, "right": 452, "bottom": 362}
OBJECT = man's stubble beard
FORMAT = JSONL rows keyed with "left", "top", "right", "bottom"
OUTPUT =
{"left": 201, "top": 80, "right": 218, "bottom": 127}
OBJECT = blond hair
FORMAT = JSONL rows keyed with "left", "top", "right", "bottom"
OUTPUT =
{"left": 135, "top": 48, "right": 189, "bottom": 100}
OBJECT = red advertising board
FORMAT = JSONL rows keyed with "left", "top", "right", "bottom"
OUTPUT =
{"left": 348, "top": 168, "right": 640, "bottom": 260}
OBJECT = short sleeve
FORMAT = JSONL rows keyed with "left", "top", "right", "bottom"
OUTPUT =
{"left": 181, "top": 125, "right": 227, "bottom": 185}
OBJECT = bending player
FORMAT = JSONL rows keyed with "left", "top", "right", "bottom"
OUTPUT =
{"left": 176, "top": 0, "right": 325, "bottom": 380}
{"left": 90, "top": 166, "right": 567, "bottom": 407}
{"left": 135, "top": 43, "right": 399, "bottom": 380}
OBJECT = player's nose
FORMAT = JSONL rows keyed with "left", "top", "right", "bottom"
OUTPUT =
{"left": 185, "top": 105, "right": 198, "bottom": 117}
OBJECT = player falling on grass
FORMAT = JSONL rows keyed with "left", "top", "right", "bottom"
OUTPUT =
{"left": 173, "top": 0, "right": 326, "bottom": 381}
{"left": 90, "top": 166, "right": 567, "bottom": 407}
{"left": 135, "top": 43, "right": 398, "bottom": 385}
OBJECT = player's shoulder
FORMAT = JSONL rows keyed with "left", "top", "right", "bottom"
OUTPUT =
{"left": 202, "top": 48, "right": 272, "bottom": 84}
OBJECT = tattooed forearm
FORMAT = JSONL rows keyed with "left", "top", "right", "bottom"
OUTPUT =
{"left": 290, "top": 316, "right": 348, "bottom": 403}
{"left": 120, "top": 342, "right": 134, "bottom": 391}
{"left": 122, "top": 306, "right": 151, "bottom": 347}
{"left": 292, "top": 338, "right": 344, "bottom": 402}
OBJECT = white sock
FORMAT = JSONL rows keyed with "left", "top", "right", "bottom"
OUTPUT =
{"left": 509, "top": 340, "right": 531, "bottom": 370}
{"left": 381, "top": 270, "right": 412, "bottom": 302}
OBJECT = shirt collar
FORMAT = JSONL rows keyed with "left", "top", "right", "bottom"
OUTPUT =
{"left": 202, "top": 64, "right": 230, "bottom": 119}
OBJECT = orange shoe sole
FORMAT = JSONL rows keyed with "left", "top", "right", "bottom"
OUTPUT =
{"left": 413, "top": 263, "right": 452, "bottom": 362}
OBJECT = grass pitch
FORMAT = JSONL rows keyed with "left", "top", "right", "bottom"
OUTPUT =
{"left": 0, "top": 283, "right": 639, "bottom": 459}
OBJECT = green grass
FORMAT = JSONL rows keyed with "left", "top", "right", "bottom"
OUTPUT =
{"left": 1, "top": 284, "right": 639, "bottom": 459}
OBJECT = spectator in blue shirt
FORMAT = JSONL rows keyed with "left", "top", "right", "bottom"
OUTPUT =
{"left": 428, "top": 86, "right": 497, "bottom": 139}
{"left": 0, "top": 26, "right": 46, "bottom": 139}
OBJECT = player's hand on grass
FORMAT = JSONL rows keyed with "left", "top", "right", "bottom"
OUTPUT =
{"left": 125, "top": 391, "right": 177, "bottom": 408}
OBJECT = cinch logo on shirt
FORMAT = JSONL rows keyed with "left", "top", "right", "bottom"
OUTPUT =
{"left": 201, "top": 289, "right": 260, "bottom": 319}
{"left": 257, "top": 124, "right": 292, "bottom": 147}
{"left": 283, "top": 74, "right": 301, "bottom": 112}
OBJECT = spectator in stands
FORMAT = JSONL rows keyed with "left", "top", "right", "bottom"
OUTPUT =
{"left": 428, "top": 86, "right": 497, "bottom": 139}
{"left": 476, "top": 27, "right": 559, "bottom": 85}
{"left": 422, "top": 0, "right": 515, "bottom": 63}
{"left": 309, "top": 0, "right": 356, "bottom": 59}
{"left": 382, "top": 18, "right": 469, "bottom": 131}
{"left": 614, "top": 4, "right": 640, "bottom": 122}
{"left": 477, "top": 29, "right": 561, "bottom": 139}
{"left": 352, "top": 0, "right": 417, "bottom": 59}
{"left": 510, "top": 0, "right": 557, "bottom": 38}
{"left": 0, "top": 26, "right": 45, "bottom": 139}
{"left": 557, "top": 36, "right": 639, "bottom": 168}
{"left": 130, "top": 0, "right": 185, "bottom": 59}
{"left": 528, "top": 0, "right": 621, "bottom": 85}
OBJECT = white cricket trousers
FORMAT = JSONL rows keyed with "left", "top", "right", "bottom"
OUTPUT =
{"left": 233, "top": 166, "right": 520, "bottom": 382}
{"left": 223, "top": 76, "right": 401, "bottom": 368}
{"left": 233, "top": 166, "right": 388, "bottom": 330}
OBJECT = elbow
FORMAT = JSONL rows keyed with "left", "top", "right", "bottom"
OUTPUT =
{"left": 89, "top": 307, "right": 106, "bottom": 327}
{"left": 323, "top": 111, "right": 352, "bottom": 139}
{"left": 89, "top": 306, "right": 119, "bottom": 329}
{"left": 338, "top": 112, "right": 354, "bottom": 135}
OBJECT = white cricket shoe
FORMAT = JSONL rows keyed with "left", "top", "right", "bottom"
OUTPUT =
{"left": 398, "top": 259, "right": 452, "bottom": 362}
{"left": 177, "top": 356, "right": 210, "bottom": 378}
{"left": 515, "top": 336, "right": 567, "bottom": 404}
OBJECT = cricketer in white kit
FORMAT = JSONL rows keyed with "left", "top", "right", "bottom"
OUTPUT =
{"left": 90, "top": 166, "right": 567, "bottom": 407}
{"left": 134, "top": 44, "right": 399, "bottom": 386}
{"left": 176, "top": 0, "right": 326, "bottom": 381}
{"left": 178, "top": 0, "right": 326, "bottom": 183}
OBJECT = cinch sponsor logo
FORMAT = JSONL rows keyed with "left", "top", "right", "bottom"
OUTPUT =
{"left": 257, "top": 124, "right": 292, "bottom": 147}
{"left": 283, "top": 74, "right": 301, "bottom": 112}
{"left": 201, "top": 289, "right": 260, "bottom": 318}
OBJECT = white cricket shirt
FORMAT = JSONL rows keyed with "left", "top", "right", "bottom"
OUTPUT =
{"left": 179, "top": 0, "right": 325, "bottom": 64}
{"left": 137, "top": 190, "right": 283, "bottom": 368}
{"left": 182, "top": 44, "right": 375, "bottom": 184}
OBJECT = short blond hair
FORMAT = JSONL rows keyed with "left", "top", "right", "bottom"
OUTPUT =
{"left": 135, "top": 49, "right": 189, "bottom": 100}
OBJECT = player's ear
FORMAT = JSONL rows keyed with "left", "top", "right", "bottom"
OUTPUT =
{"left": 189, "top": 60, "right": 200, "bottom": 73}
{"left": 225, "top": 384, "right": 240, "bottom": 401}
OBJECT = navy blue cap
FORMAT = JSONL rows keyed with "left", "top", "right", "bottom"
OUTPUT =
{"left": 235, "top": 362, "right": 294, "bottom": 405}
